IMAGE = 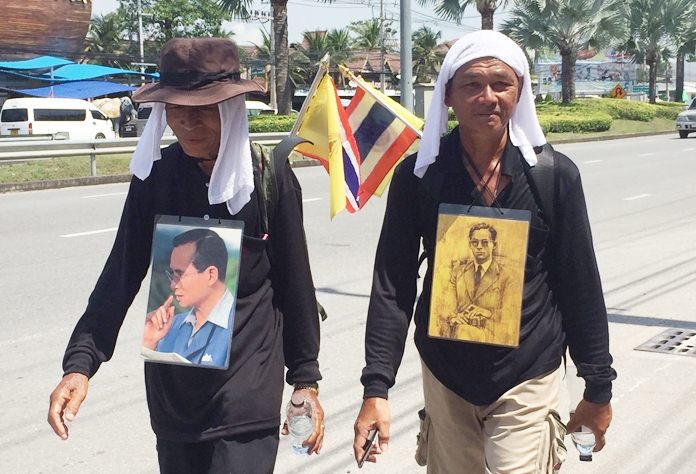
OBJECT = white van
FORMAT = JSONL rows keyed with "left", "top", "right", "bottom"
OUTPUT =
{"left": 0, "top": 97, "right": 116, "bottom": 140}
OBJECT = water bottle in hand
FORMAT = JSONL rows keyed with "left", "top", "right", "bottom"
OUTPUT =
{"left": 569, "top": 411, "right": 596, "bottom": 462}
{"left": 287, "top": 392, "right": 313, "bottom": 455}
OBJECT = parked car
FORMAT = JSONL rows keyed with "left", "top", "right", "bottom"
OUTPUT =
{"left": 130, "top": 103, "right": 173, "bottom": 137}
{"left": 245, "top": 100, "right": 275, "bottom": 117}
{"left": 0, "top": 97, "right": 116, "bottom": 140}
{"left": 676, "top": 97, "right": 696, "bottom": 138}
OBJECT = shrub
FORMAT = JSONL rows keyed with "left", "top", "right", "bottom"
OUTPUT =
{"left": 581, "top": 98, "right": 656, "bottom": 121}
{"left": 248, "top": 115, "right": 296, "bottom": 133}
{"left": 537, "top": 112, "right": 612, "bottom": 133}
{"left": 653, "top": 102, "right": 683, "bottom": 120}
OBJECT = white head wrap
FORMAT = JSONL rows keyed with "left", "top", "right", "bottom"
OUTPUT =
{"left": 414, "top": 30, "right": 545, "bottom": 178}
{"left": 129, "top": 95, "right": 253, "bottom": 215}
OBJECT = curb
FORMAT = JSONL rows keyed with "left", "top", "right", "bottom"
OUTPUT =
{"left": 0, "top": 131, "right": 677, "bottom": 193}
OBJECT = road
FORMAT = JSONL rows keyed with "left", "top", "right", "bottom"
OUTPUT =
{"left": 1, "top": 134, "right": 695, "bottom": 474}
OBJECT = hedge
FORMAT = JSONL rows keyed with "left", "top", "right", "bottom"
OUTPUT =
{"left": 537, "top": 112, "right": 612, "bottom": 133}
{"left": 248, "top": 115, "right": 296, "bottom": 133}
{"left": 653, "top": 102, "right": 684, "bottom": 120}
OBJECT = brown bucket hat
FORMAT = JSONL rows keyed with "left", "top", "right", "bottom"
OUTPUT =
{"left": 132, "top": 37, "right": 265, "bottom": 106}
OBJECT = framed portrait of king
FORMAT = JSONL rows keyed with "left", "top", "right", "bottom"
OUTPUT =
{"left": 428, "top": 204, "right": 530, "bottom": 348}
{"left": 141, "top": 215, "right": 243, "bottom": 369}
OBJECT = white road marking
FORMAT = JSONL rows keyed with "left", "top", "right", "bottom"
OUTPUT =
{"left": 623, "top": 193, "right": 652, "bottom": 201}
{"left": 61, "top": 227, "right": 118, "bottom": 238}
{"left": 638, "top": 153, "right": 655, "bottom": 157}
{"left": 583, "top": 160, "right": 603, "bottom": 164}
{"left": 683, "top": 148, "right": 695, "bottom": 152}
{"left": 81, "top": 192, "right": 127, "bottom": 199}
{"left": 302, "top": 198, "right": 322, "bottom": 203}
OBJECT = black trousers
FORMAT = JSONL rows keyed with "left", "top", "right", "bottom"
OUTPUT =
{"left": 156, "top": 428, "right": 279, "bottom": 474}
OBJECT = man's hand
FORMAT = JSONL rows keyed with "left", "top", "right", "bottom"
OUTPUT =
{"left": 142, "top": 295, "right": 175, "bottom": 349}
{"left": 353, "top": 397, "right": 390, "bottom": 466}
{"left": 47, "top": 373, "right": 89, "bottom": 440}
{"left": 567, "top": 400, "right": 612, "bottom": 452}
{"left": 281, "top": 388, "right": 325, "bottom": 455}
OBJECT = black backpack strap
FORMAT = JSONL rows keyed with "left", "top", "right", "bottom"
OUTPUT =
{"left": 416, "top": 161, "right": 446, "bottom": 277}
{"left": 524, "top": 143, "right": 557, "bottom": 232}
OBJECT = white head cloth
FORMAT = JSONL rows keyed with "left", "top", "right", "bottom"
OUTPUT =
{"left": 414, "top": 30, "right": 545, "bottom": 178}
{"left": 129, "top": 95, "right": 253, "bottom": 215}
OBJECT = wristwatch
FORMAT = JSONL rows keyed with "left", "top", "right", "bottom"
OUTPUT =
{"left": 293, "top": 382, "right": 319, "bottom": 395}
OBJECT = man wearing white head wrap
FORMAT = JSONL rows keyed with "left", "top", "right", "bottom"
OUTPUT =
{"left": 354, "top": 30, "right": 615, "bottom": 472}
{"left": 48, "top": 38, "right": 325, "bottom": 472}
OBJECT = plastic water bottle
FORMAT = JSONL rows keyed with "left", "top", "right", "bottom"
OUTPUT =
{"left": 287, "top": 392, "right": 313, "bottom": 455}
{"left": 569, "top": 411, "right": 595, "bottom": 461}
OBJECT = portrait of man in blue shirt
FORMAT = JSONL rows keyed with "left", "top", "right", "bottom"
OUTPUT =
{"left": 142, "top": 228, "right": 234, "bottom": 368}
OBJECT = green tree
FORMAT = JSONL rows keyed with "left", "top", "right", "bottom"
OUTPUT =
{"left": 350, "top": 18, "right": 395, "bottom": 51}
{"left": 114, "top": 0, "right": 232, "bottom": 66}
{"left": 412, "top": 26, "right": 444, "bottom": 83}
{"left": 418, "top": 0, "right": 511, "bottom": 30}
{"left": 502, "top": 0, "right": 627, "bottom": 104}
{"left": 147, "top": 0, "right": 232, "bottom": 43}
{"left": 623, "top": 0, "right": 692, "bottom": 103}
{"left": 84, "top": 12, "right": 130, "bottom": 68}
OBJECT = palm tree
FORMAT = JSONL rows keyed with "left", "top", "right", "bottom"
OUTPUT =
{"left": 84, "top": 12, "right": 129, "bottom": 68}
{"left": 418, "top": 0, "right": 511, "bottom": 30}
{"left": 218, "top": 0, "right": 294, "bottom": 114}
{"left": 326, "top": 28, "right": 354, "bottom": 87}
{"left": 502, "top": 0, "right": 627, "bottom": 104}
{"left": 663, "top": 1, "right": 696, "bottom": 102}
{"left": 350, "top": 18, "right": 392, "bottom": 51}
{"left": 622, "top": 0, "right": 692, "bottom": 103}
{"left": 412, "top": 26, "right": 444, "bottom": 83}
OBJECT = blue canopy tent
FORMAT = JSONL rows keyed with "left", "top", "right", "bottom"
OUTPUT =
{"left": 48, "top": 64, "right": 158, "bottom": 81}
{"left": 0, "top": 80, "right": 136, "bottom": 99}
{"left": 0, "top": 55, "right": 74, "bottom": 71}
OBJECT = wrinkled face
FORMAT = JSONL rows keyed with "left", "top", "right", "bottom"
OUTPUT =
{"left": 469, "top": 228, "right": 496, "bottom": 264}
{"left": 445, "top": 57, "right": 521, "bottom": 137}
{"left": 165, "top": 104, "right": 221, "bottom": 160}
{"left": 168, "top": 242, "right": 213, "bottom": 308}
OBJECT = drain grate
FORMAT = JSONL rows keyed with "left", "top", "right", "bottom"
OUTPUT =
{"left": 635, "top": 328, "right": 696, "bottom": 357}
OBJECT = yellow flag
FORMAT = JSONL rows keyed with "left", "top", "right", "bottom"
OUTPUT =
{"left": 295, "top": 73, "right": 346, "bottom": 218}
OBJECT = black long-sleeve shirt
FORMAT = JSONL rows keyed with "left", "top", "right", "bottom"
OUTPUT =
{"left": 62, "top": 143, "right": 321, "bottom": 441}
{"left": 361, "top": 130, "right": 616, "bottom": 405}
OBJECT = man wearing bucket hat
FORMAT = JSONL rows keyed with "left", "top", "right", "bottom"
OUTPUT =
{"left": 353, "top": 30, "right": 616, "bottom": 472}
{"left": 47, "top": 38, "right": 325, "bottom": 472}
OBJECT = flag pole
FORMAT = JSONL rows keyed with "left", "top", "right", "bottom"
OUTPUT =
{"left": 339, "top": 65, "right": 422, "bottom": 138}
{"left": 290, "top": 53, "right": 331, "bottom": 136}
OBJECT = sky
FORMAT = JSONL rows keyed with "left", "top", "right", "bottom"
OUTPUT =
{"left": 92, "top": 0, "right": 504, "bottom": 47}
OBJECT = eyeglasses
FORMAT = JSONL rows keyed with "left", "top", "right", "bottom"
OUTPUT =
{"left": 165, "top": 267, "right": 200, "bottom": 284}
{"left": 469, "top": 239, "right": 491, "bottom": 248}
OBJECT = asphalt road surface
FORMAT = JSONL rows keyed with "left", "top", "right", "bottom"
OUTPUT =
{"left": 2, "top": 133, "right": 695, "bottom": 473}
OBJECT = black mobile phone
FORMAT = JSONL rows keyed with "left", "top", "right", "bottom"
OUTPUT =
{"left": 358, "top": 428, "right": 378, "bottom": 468}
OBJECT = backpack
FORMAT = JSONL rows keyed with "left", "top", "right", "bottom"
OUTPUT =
{"left": 250, "top": 135, "right": 328, "bottom": 321}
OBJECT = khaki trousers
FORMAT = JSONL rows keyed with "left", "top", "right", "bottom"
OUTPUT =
{"left": 420, "top": 361, "right": 565, "bottom": 474}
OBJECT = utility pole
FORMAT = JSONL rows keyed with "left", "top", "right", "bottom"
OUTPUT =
{"left": 379, "top": 0, "right": 385, "bottom": 94}
{"left": 269, "top": 11, "right": 277, "bottom": 111}
{"left": 137, "top": 0, "right": 145, "bottom": 75}
{"left": 400, "top": 0, "right": 413, "bottom": 111}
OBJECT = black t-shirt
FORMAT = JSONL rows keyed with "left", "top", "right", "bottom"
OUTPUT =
{"left": 62, "top": 143, "right": 321, "bottom": 441}
{"left": 361, "top": 130, "right": 616, "bottom": 405}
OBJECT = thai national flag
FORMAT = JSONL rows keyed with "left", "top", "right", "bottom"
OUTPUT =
{"left": 345, "top": 87, "right": 420, "bottom": 208}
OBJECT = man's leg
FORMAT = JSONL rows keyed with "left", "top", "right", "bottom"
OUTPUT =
{"left": 421, "top": 361, "right": 485, "bottom": 474}
{"left": 156, "top": 438, "right": 212, "bottom": 474}
{"left": 208, "top": 428, "right": 280, "bottom": 474}
{"left": 482, "top": 365, "right": 563, "bottom": 474}
{"left": 156, "top": 428, "right": 279, "bottom": 474}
